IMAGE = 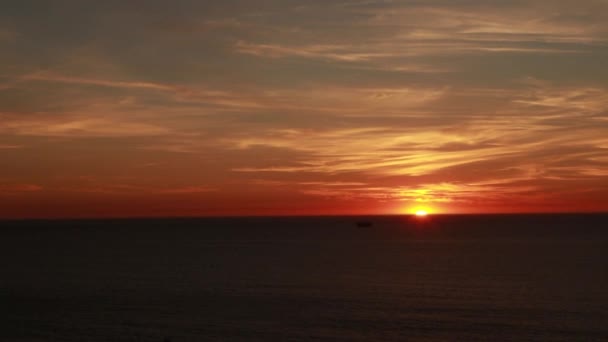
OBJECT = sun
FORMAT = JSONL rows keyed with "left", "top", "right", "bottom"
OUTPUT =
{"left": 406, "top": 206, "right": 433, "bottom": 217}
{"left": 415, "top": 209, "right": 428, "bottom": 217}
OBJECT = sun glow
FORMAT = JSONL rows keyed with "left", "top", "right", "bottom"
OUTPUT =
{"left": 415, "top": 209, "right": 428, "bottom": 217}
{"left": 407, "top": 206, "right": 433, "bottom": 217}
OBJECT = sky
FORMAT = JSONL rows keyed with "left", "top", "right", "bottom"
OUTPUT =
{"left": 1, "top": 0, "right": 608, "bottom": 218}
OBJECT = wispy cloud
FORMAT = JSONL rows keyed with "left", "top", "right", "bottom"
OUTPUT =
{"left": 1, "top": 118, "right": 170, "bottom": 137}
{"left": 22, "top": 72, "right": 179, "bottom": 92}
{"left": 0, "top": 144, "right": 21, "bottom": 149}
{"left": 224, "top": 79, "right": 608, "bottom": 207}
{"left": 234, "top": 1, "right": 605, "bottom": 69}
{"left": 0, "top": 184, "right": 42, "bottom": 193}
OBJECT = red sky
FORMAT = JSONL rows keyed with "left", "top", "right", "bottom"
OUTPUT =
{"left": 1, "top": 1, "right": 608, "bottom": 218}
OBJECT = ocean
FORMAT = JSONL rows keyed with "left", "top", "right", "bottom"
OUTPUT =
{"left": 1, "top": 214, "right": 607, "bottom": 341}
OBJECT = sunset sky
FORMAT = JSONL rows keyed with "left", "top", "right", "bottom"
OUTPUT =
{"left": 1, "top": 0, "right": 608, "bottom": 218}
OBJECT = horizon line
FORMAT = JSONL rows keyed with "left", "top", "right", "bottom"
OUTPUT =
{"left": 2, "top": 211, "right": 608, "bottom": 222}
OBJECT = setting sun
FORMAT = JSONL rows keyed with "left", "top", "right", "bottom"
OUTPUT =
{"left": 415, "top": 210, "right": 428, "bottom": 217}
{"left": 407, "top": 206, "right": 433, "bottom": 216}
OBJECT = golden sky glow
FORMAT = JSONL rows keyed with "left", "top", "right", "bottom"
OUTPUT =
{"left": 1, "top": 1, "right": 608, "bottom": 218}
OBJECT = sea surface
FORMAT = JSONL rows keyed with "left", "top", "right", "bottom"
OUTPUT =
{"left": 1, "top": 214, "right": 607, "bottom": 341}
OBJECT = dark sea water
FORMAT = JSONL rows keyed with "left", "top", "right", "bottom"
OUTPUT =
{"left": 1, "top": 214, "right": 607, "bottom": 341}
